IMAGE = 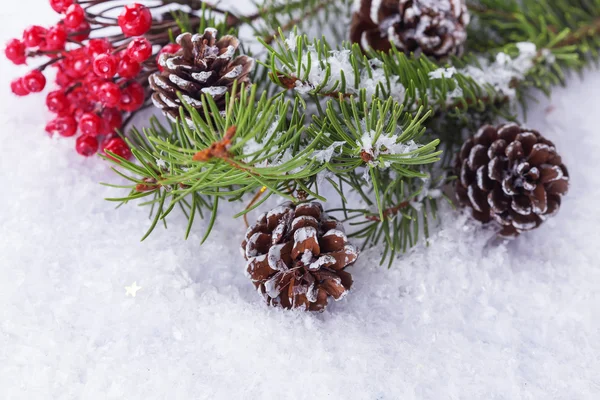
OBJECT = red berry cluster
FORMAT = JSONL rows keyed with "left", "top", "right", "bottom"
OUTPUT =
{"left": 3, "top": 1, "right": 175, "bottom": 160}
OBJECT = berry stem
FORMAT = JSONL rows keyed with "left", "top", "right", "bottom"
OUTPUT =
{"left": 36, "top": 56, "right": 65, "bottom": 71}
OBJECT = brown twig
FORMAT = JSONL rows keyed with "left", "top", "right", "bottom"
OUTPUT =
{"left": 192, "top": 126, "right": 237, "bottom": 162}
{"left": 466, "top": 3, "right": 516, "bottom": 19}
{"left": 555, "top": 17, "right": 600, "bottom": 47}
{"left": 365, "top": 200, "right": 411, "bottom": 222}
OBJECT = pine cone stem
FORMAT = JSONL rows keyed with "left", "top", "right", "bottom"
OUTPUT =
{"left": 244, "top": 186, "right": 268, "bottom": 228}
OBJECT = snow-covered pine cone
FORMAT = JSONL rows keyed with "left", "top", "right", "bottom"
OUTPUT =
{"left": 242, "top": 202, "right": 359, "bottom": 312}
{"left": 149, "top": 29, "right": 254, "bottom": 126}
{"left": 350, "top": 0, "right": 470, "bottom": 59}
{"left": 455, "top": 124, "right": 569, "bottom": 236}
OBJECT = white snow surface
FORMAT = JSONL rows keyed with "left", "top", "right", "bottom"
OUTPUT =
{"left": 2, "top": 2, "right": 600, "bottom": 399}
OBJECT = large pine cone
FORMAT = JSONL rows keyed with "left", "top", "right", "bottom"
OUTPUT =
{"left": 149, "top": 29, "right": 254, "bottom": 126}
{"left": 455, "top": 124, "right": 569, "bottom": 236}
{"left": 350, "top": 0, "right": 470, "bottom": 59}
{"left": 242, "top": 202, "right": 358, "bottom": 312}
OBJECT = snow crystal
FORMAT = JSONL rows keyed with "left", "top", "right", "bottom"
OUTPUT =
{"left": 264, "top": 274, "right": 282, "bottom": 298}
{"left": 159, "top": 93, "right": 179, "bottom": 108}
{"left": 151, "top": 95, "right": 165, "bottom": 110}
{"left": 289, "top": 46, "right": 406, "bottom": 102}
{"left": 191, "top": 71, "right": 213, "bottom": 82}
{"left": 323, "top": 229, "right": 346, "bottom": 240}
{"left": 156, "top": 159, "right": 167, "bottom": 169}
{"left": 285, "top": 31, "right": 298, "bottom": 51}
{"left": 166, "top": 56, "right": 188, "bottom": 71}
{"left": 369, "top": 0, "right": 382, "bottom": 23}
{"left": 201, "top": 86, "right": 228, "bottom": 97}
{"left": 268, "top": 243, "right": 288, "bottom": 271}
{"left": 204, "top": 27, "right": 218, "bottom": 37}
{"left": 294, "top": 79, "right": 313, "bottom": 95}
{"left": 541, "top": 48, "right": 556, "bottom": 64}
{"left": 308, "top": 255, "right": 336, "bottom": 271}
{"left": 459, "top": 42, "right": 540, "bottom": 99}
{"left": 181, "top": 94, "right": 202, "bottom": 108}
{"left": 169, "top": 74, "right": 193, "bottom": 88}
{"left": 294, "top": 226, "right": 317, "bottom": 244}
{"left": 428, "top": 67, "right": 457, "bottom": 79}
{"left": 360, "top": 129, "right": 420, "bottom": 169}
{"left": 223, "top": 65, "right": 243, "bottom": 79}
{"left": 150, "top": 74, "right": 171, "bottom": 91}
{"left": 242, "top": 118, "right": 282, "bottom": 166}
{"left": 312, "top": 141, "right": 345, "bottom": 163}
{"left": 300, "top": 250, "right": 313, "bottom": 265}
{"left": 218, "top": 45, "right": 235, "bottom": 59}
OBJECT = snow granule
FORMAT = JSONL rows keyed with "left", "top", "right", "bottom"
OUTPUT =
{"left": 285, "top": 31, "right": 298, "bottom": 51}
{"left": 312, "top": 141, "right": 345, "bottom": 163}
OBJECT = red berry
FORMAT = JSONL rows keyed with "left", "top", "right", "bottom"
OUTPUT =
{"left": 103, "top": 137, "right": 132, "bottom": 160}
{"left": 66, "top": 20, "right": 91, "bottom": 42}
{"left": 67, "top": 86, "right": 94, "bottom": 113}
{"left": 98, "top": 82, "right": 121, "bottom": 107}
{"left": 63, "top": 49, "right": 91, "bottom": 78}
{"left": 55, "top": 69, "right": 73, "bottom": 87}
{"left": 118, "top": 4, "right": 152, "bottom": 37}
{"left": 126, "top": 37, "right": 152, "bottom": 62}
{"left": 23, "top": 26, "right": 47, "bottom": 48}
{"left": 10, "top": 78, "right": 30, "bottom": 96}
{"left": 49, "top": 0, "right": 73, "bottom": 13}
{"left": 23, "top": 70, "right": 46, "bottom": 93}
{"left": 79, "top": 112, "right": 103, "bottom": 136}
{"left": 117, "top": 54, "right": 141, "bottom": 78}
{"left": 76, "top": 135, "right": 99, "bottom": 156}
{"left": 45, "top": 25, "right": 67, "bottom": 50}
{"left": 156, "top": 43, "right": 181, "bottom": 72}
{"left": 5, "top": 39, "right": 26, "bottom": 65}
{"left": 46, "top": 90, "right": 69, "bottom": 113}
{"left": 46, "top": 116, "right": 77, "bottom": 137}
{"left": 64, "top": 4, "right": 85, "bottom": 28}
{"left": 87, "top": 39, "right": 112, "bottom": 59}
{"left": 93, "top": 53, "right": 118, "bottom": 78}
{"left": 119, "top": 81, "right": 145, "bottom": 112}
{"left": 101, "top": 107, "right": 123, "bottom": 134}
{"left": 83, "top": 76, "right": 102, "bottom": 101}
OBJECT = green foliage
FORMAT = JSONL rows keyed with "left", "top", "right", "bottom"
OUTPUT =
{"left": 106, "top": 0, "right": 600, "bottom": 265}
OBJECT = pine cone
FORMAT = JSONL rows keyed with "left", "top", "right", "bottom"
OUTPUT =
{"left": 149, "top": 29, "right": 254, "bottom": 125}
{"left": 242, "top": 202, "right": 358, "bottom": 312}
{"left": 455, "top": 124, "right": 569, "bottom": 236}
{"left": 350, "top": 0, "right": 470, "bottom": 59}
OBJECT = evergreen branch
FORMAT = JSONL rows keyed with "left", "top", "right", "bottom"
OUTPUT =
{"left": 104, "top": 0, "right": 600, "bottom": 265}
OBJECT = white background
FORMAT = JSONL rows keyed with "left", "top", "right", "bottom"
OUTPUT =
{"left": 0, "top": 1, "right": 599, "bottom": 399}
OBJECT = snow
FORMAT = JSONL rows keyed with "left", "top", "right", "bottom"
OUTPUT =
{"left": 312, "top": 140, "right": 345, "bottom": 162}
{"left": 428, "top": 66, "right": 457, "bottom": 79}
{"left": 360, "top": 129, "right": 421, "bottom": 169}
{"left": 285, "top": 31, "right": 298, "bottom": 51}
{"left": 201, "top": 86, "right": 228, "bottom": 96}
{"left": 461, "top": 42, "right": 540, "bottom": 99}
{"left": 2, "top": 2, "right": 600, "bottom": 399}
{"left": 191, "top": 71, "right": 213, "bottom": 82}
